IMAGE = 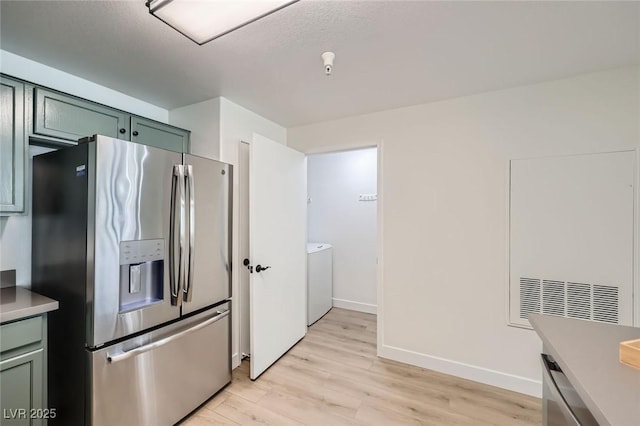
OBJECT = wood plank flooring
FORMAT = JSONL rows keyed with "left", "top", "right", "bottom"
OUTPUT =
{"left": 180, "top": 308, "right": 541, "bottom": 425}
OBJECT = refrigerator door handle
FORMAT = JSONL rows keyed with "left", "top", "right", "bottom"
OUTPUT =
{"left": 184, "top": 164, "right": 196, "bottom": 302}
{"left": 169, "top": 165, "right": 178, "bottom": 304}
{"left": 178, "top": 164, "right": 187, "bottom": 303}
{"left": 106, "top": 309, "right": 230, "bottom": 363}
{"left": 170, "top": 164, "right": 186, "bottom": 306}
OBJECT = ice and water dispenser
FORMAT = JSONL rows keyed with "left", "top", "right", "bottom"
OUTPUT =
{"left": 119, "top": 239, "right": 164, "bottom": 312}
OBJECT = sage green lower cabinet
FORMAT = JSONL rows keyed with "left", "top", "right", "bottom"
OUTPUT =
{"left": 0, "top": 349, "right": 44, "bottom": 426}
{"left": 131, "top": 116, "right": 190, "bottom": 153}
{"left": 0, "top": 76, "right": 26, "bottom": 214}
{"left": 0, "top": 316, "right": 48, "bottom": 426}
{"left": 34, "top": 88, "right": 129, "bottom": 142}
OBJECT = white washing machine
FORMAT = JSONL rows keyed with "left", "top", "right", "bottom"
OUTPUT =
{"left": 307, "top": 243, "right": 333, "bottom": 325}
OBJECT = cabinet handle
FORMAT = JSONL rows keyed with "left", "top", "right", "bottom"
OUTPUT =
{"left": 119, "top": 128, "right": 126, "bottom": 134}
{"left": 132, "top": 130, "right": 139, "bottom": 137}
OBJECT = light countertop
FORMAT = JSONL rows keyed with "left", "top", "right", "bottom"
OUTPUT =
{"left": 0, "top": 286, "right": 59, "bottom": 324}
{"left": 530, "top": 314, "right": 640, "bottom": 426}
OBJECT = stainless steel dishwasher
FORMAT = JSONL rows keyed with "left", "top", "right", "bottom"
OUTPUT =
{"left": 541, "top": 353, "right": 599, "bottom": 426}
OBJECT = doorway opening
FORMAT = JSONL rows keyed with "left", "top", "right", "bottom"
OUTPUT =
{"left": 237, "top": 138, "right": 382, "bottom": 380}
{"left": 306, "top": 147, "right": 379, "bottom": 321}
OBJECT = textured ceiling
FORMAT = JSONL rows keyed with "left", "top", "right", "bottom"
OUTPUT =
{"left": 1, "top": 1, "right": 638, "bottom": 127}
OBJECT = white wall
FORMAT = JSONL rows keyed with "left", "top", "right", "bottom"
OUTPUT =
{"left": 217, "top": 97, "right": 287, "bottom": 368}
{"left": 219, "top": 98, "right": 287, "bottom": 160}
{"left": 288, "top": 66, "right": 640, "bottom": 397}
{"left": 307, "top": 148, "right": 378, "bottom": 313}
{"left": 169, "top": 98, "right": 220, "bottom": 160}
{"left": 0, "top": 50, "right": 167, "bottom": 121}
{"left": 0, "top": 51, "right": 169, "bottom": 288}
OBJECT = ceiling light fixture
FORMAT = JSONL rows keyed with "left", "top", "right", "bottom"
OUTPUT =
{"left": 146, "top": 0, "right": 299, "bottom": 45}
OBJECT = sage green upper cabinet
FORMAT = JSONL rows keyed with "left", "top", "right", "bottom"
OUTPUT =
{"left": 0, "top": 76, "right": 26, "bottom": 214}
{"left": 34, "top": 88, "right": 129, "bottom": 142}
{"left": 31, "top": 88, "right": 190, "bottom": 152}
{"left": 130, "top": 116, "right": 190, "bottom": 153}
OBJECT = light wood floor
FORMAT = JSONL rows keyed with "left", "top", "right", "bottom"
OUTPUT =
{"left": 181, "top": 308, "right": 541, "bottom": 425}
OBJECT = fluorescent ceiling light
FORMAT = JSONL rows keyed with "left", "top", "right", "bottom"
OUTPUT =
{"left": 147, "top": 0, "right": 299, "bottom": 45}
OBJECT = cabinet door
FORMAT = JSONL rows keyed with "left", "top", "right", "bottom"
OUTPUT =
{"left": 0, "top": 76, "right": 26, "bottom": 213}
{"left": 0, "top": 349, "right": 44, "bottom": 426}
{"left": 131, "top": 116, "right": 190, "bottom": 153}
{"left": 34, "top": 88, "right": 129, "bottom": 142}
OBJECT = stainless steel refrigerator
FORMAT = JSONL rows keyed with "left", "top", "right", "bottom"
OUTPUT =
{"left": 32, "top": 135, "right": 232, "bottom": 425}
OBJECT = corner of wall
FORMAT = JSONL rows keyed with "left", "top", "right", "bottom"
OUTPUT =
{"left": 232, "top": 352, "right": 241, "bottom": 370}
{"left": 218, "top": 96, "right": 287, "bottom": 153}
{"left": 169, "top": 97, "right": 221, "bottom": 160}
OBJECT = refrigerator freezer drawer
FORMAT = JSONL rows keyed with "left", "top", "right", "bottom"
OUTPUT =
{"left": 89, "top": 304, "right": 231, "bottom": 426}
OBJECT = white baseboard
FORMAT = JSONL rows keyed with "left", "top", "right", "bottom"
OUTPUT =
{"left": 332, "top": 298, "right": 377, "bottom": 314}
{"left": 232, "top": 352, "right": 241, "bottom": 369}
{"left": 379, "top": 344, "right": 542, "bottom": 398}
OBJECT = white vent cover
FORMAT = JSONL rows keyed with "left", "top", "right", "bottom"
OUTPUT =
{"left": 519, "top": 278, "right": 540, "bottom": 319}
{"left": 519, "top": 278, "right": 619, "bottom": 324}
{"left": 509, "top": 151, "right": 634, "bottom": 327}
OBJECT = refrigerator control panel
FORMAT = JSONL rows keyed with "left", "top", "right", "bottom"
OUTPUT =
{"left": 119, "top": 239, "right": 164, "bottom": 265}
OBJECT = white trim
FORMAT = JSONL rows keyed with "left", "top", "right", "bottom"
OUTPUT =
{"left": 505, "top": 157, "right": 534, "bottom": 331}
{"left": 232, "top": 352, "right": 241, "bottom": 369}
{"left": 238, "top": 140, "right": 251, "bottom": 362}
{"left": 376, "top": 140, "right": 384, "bottom": 356}
{"left": 379, "top": 344, "right": 542, "bottom": 398}
{"left": 505, "top": 159, "right": 513, "bottom": 328}
{"left": 303, "top": 140, "right": 378, "bottom": 155}
{"left": 634, "top": 147, "right": 639, "bottom": 327}
{"left": 508, "top": 147, "right": 639, "bottom": 162}
{"left": 332, "top": 298, "right": 377, "bottom": 314}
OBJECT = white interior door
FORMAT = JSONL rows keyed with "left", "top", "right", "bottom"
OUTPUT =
{"left": 249, "top": 133, "right": 307, "bottom": 380}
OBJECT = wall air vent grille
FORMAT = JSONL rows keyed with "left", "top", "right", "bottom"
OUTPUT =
{"left": 593, "top": 285, "right": 619, "bottom": 324}
{"left": 519, "top": 278, "right": 541, "bottom": 319}
{"left": 567, "top": 282, "right": 591, "bottom": 320}
{"left": 542, "top": 280, "right": 565, "bottom": 316}
{"left": 518, "top": 277, "right": 619, "bottom": 324}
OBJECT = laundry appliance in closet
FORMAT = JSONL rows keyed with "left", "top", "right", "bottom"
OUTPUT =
{"left": 307, "top": 243, "right": 333, "bottom": 325}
